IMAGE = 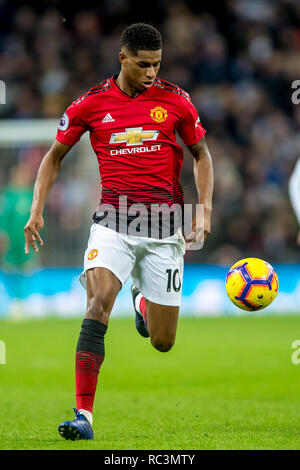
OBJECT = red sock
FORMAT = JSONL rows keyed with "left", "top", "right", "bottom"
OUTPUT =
{"left": 75, "top": 319, "right": 107, "bottom": 413}
{"left": 139, "top": 296, "right": 147, "bottom": 323}
{"left": 75, "top": 351, "right": 104, "bottom": 413}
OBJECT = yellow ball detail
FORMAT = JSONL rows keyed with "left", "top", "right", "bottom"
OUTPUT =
{"left": 225, "top": 258, "right": 279, "bottom": 311}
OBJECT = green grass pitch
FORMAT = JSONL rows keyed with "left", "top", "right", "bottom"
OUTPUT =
{"left": 0, "top": 314, "right": 300, "bottom": 450}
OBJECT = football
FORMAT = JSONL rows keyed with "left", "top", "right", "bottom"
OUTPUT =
{"left": 225, "top": 258, "right": 279, "bottom": 311}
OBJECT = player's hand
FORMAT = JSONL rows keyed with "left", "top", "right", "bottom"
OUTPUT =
{"left": 186, "top": 206, "right": 211, "bottom": 250}
{"left": 24, "top": 213, "right": 44, "bottom": 254}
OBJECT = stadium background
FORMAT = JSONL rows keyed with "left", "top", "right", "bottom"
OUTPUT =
{"left": 0, "top": 0, "right": 299, "bottom": 317}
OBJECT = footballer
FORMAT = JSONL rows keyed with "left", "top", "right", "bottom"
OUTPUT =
{"left": 24, "top": 23, "right": 214, "bottom": 440}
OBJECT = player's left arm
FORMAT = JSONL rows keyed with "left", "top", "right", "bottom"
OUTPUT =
{"left": 175, "top": 95, "right": 213, "bottom": 248}
{"left": 187, "top": 137, "right": 214, "bottom": 248}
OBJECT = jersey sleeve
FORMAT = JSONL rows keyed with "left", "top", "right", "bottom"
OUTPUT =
{"left": 56, "top": 97, "right": 88, "bottom": 146}
{"left": 176, "top": 99, "right": 206, "bottom": 146}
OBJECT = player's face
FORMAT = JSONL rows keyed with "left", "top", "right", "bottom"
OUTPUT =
{"left": 120, "top": 49, "right": 162, "bottom": 92}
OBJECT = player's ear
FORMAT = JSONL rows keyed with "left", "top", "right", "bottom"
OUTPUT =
{"left": 119, "top": 47, "right": 128, "bottom": 65}
{"left": 118, "top": 51, "right": 124, "bottom": 64}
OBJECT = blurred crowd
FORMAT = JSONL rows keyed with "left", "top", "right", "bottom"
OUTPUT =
{"left": 0, "top": 0, "right": 300, "bottom": 267}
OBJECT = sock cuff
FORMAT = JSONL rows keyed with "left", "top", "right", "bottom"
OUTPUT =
{"left": 81, "top": 318, "right": 107, "bottom": 335}
{"left": 76, "top": 318, "right": 107, "bottom": 355}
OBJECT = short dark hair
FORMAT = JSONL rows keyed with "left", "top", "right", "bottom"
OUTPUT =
{"left": 120, "top": 23, "right": 162, "bottom": 55}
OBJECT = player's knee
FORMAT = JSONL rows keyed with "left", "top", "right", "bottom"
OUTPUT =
{"left": 151, "top": 336, "right": 175, "bottom": 353}
{"left": 86, "top": 294, "right": 110, "bottom": 324}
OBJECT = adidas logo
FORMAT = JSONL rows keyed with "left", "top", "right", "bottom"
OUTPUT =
{"left": 102, "top": 113, "right": 115, "bottom": 123}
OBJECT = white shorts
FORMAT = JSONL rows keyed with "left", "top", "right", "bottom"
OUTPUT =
{"left": 79, "top": 223, "right": 186, "bottom": 306}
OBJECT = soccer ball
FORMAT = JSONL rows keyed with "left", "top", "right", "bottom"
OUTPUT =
{"left": 225, "top": 257, "right": 279, "bottom": 311}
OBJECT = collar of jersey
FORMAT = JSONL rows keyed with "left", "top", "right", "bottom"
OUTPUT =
{"left": 111, "top": 74, "right": 153, "bottom": 100}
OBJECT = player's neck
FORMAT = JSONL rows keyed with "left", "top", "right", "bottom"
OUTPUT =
{"left": 115, "top": 73, "right": 142, "bottom": 99}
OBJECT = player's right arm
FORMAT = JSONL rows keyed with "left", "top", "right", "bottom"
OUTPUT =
{"left": 24, "top": 140, "right": 72, "bottom": 254}
{"left": 24, "top": 93, "right": 90, "bottom": 254}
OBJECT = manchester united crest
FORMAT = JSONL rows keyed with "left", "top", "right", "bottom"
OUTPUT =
{"left": 150, "top": 106, "right": 168, "bottom": 123}
{"left": 87, "top": 249, "right": 98, "bottom": 260}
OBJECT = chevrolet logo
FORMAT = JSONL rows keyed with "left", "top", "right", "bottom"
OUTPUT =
{"left": 109, "top": 127, "right": 160, "bottom": 146}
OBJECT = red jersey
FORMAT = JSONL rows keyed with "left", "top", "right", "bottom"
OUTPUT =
{"left": 56, "top": 75, "right": 206, "bottom": 235}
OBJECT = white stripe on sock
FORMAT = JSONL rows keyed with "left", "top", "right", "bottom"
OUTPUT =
{"left": 135, "top": 293, "right": 143, "bottom": 314}
{"left": 78, "top": 409, "right": 93, "bottom": 426}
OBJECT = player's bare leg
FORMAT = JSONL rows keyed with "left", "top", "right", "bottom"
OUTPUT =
{"left": 145, "top": 300, "right": 179, "bottom": 352}
{"left": 58, "top": 267, "right": 121, "bottom": 440}
{"left": 131, "top": 286, "right": 179, "bottom": 352}
{"left": 85, "top": 266, "right": 122, "bottom": 325}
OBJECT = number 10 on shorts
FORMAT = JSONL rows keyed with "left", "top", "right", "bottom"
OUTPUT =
{"left": 166, "top": 268, "right": 181, "bottom": 292}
